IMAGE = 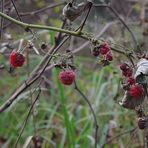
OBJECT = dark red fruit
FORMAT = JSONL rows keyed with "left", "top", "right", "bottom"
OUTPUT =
{"left": 120, "top": 63, "right": 128, "bottom": 71}
{"left": 137, "top": 117, "right": 147, "bottom": 130}
{"left": 59, "top": 70, "right": 75, "bottom": 85}
{"left": 122, "top": 68, "right": 133, "bottom": 77}
{"left": 129, "top": 84, "right": 144, "bottom": 99}
{"left": 105, "top": 52, "right": 113, "bottom": 61}
{"left": 99, "top": 43, "right": 110, "bottom": 55}
{"left": 127, "top": 77, "right": 135, "bottom": 85}
{"left": 10, "top": 50, "right": 25, "bottom": 68}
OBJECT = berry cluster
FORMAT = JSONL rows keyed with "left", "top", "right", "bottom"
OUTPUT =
{"left": 119, "top": 63, "right": 144, "bottom": 99}
{"left": 10, "top": 50, "right": 25, "bottom": 68}
{"left": 92, "top": 42, "right": 113, "bottom": 64}
{"left": 59, "top": 70, "right": 75, "bottom": 85}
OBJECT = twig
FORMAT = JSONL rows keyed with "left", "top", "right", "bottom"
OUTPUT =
{"left": 10, "top": 0, "right": 22, "bottom": 21}
{"left": 0, "top": 0, "right": 4, "bottom": 40}
{"left": 77, "top": 2, "right": 93, "bottom": 33}
{"left": 93, "top": 3, "right": 140, "bottom": 53}
{"left": 2, "top": 2, "right": 65, "bottom": 30}
{"left": 74, "top": 81, "right": 99, "bottom": 148}
{"left": 0, "top": 12, "right": 82, "bottom": 38}
{"left": 19, "top": 2, "right": 66, "bottom": 17}
{"left": 14, "top": 86, "right": 41, "bottom": 148}
{"left": 101, "top": 127, "right": 137, "bottom": 147}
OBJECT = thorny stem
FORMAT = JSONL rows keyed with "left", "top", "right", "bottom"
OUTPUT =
{"left": 0, "top": 12, "right": 80, "bottom": 38}
{"left": 74, "top": 81, "right": 99, "bottom": 148}
{"left": 0, "top": 11, "right": 133, "bottom": 56}
{"left": 14, "top": 86, "right": 41, "bottom": 148}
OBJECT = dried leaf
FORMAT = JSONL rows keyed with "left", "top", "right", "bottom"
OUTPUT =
{"left": 63, "top": 1, "right": 92, "bottom": 21}
{"left": 135, "top": 58, "right": 148, "bottom": 78}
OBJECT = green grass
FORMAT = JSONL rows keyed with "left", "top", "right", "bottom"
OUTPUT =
{"left": 0, "top": 55, "right": 143, "bottom": 148}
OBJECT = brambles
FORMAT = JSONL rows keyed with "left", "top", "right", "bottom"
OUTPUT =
{"left": 59, "top": 70, "right": 75, "bottom": 85}
{"left": 9, "top": 50, "right": 25, "bottom": 68}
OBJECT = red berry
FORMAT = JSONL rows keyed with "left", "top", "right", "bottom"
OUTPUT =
{"left": 99, "top": 43, "right": 110, "bottom": 55}
{"left": 122, "top": 68, "right": 133, "bottom": 77}
{"left": 10, "top": 50, "right": 25, "bottom": 68}
{"left": 120, "top": 63, "right": 128, "bottom": 71}
{"left": 59, "top": 70, "right": 75, "bottom": 85}
{"left": 105, "top": 52, "right": 113, "bottom": 61}
{"left": 129, "top": 84, "right": 144, "bottom": 99}
{"left": 127, "top": 77, "right": 135, "bottom": 85}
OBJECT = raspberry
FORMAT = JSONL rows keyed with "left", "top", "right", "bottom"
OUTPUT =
{"left": 59, "top": 70, "right": 75, "bottom": 85}
{"left": 127, "top": 77, "right": 135, "bottom": 85}
{"left": 10, "top": 50, "right": 25, "bottom": 68}
{"left": 99, "top": 43, "right": 110, "bottom": 55}
{"left": 129, "top": 84, "right": 144, "bottom": 99}
{"left": 105, "top": 52, "right": 113, "bottom": 61}
{"left": 122, "top": 68, "right": 133, "bottom": 77}
{"left": 120, "top": 63, "right": 128, "bottom": 71}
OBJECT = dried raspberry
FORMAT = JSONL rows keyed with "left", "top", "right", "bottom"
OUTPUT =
{"left": 122, "top": 68, "right": 133, "bottom": 77}
{"left": 120, "top": 63, "right": 128, "bottom": 71}
{"left": 129, "top": 84, "right": 144, "bottom": 99}
{"left": 99, "top": 43, "right": 110, "bottom": 55}
{"left": 59, "top": 70, "right": 75, "bottom": 85}
{"left": 10, "top": 50, "right": 25, "bottom": 68}
{"left": 127, "top": 77, "right": 136, "bottom": 85}
{"left": 137, "top": 117, "right": 147, "bottom": 130}
{"left": 105, "top": 52, "right": 113, "bottom": 61}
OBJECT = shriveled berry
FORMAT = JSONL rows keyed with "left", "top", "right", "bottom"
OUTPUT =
{"left": 127, "top": 77, "right": 135, "bottom": 85}
{"left": 120, "top": 63, "right": 128, "bottom": 71}
{"left": 122, "top": 68, "right": 133, "bottom": 77}
{"left": 129, "top": 84, "right": 144, "bottom": 99}
{"left": 106, "top": 52, "right": 113, "bottom": 61}
{"left": 99, "top": 43, "right": 110, "bottom": 55}
{"left": 137, "top": 117, "right": 147, "bottom": 130}
{"left": 59, "top": 70, "right": 75, "bottom": 85}
{"left": 10, "top": 50, "right": 25, "bottom": 68}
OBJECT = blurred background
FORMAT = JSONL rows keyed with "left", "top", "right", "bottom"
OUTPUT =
{"left": 0, "top": 0, "right": 148, "bottom": 147}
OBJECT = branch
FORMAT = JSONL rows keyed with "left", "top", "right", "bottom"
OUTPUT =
{"left": 19, "top": 2, "right": 66, "bottom": 17}
{"left": 0, "top": 12, "right": 81, "bottom": 38}
{"left": 14, "top": 87, "right": 41, "bottom": 148}
{"left": 0, "top": 0, "right": 4, "bottom": 40}
{"left": 2, "top": 2, "right": 66, "bottom": 30}
{"left": 101, "top": 127, "right": 137, "bottom": 147}
{"left": 93, "top": 4, "right": 140, "bottom": 52}
{"left": 10, "top": 0, "right": 22, "bottom": 21}
{"left": 74, "top": 81, "right": 99, "bottom": 148}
